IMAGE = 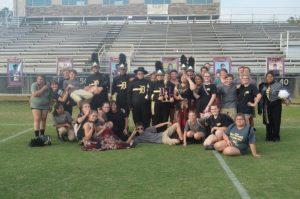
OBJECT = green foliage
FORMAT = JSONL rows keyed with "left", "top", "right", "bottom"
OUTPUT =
{"left": 0, "top": 7, "right": 10, "bottom": 18}
{"left": 287, "top": 16, "right": 300, "bottom": 24}
{"left": 0, "top": 102, "right": 300, "bottom": 199}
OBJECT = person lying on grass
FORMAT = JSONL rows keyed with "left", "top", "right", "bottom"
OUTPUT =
{"left": 213, "top": 113, "right": 260, "bottom": 157}
{"left": 127, "top": 122, "right": 183, "bottom": 145}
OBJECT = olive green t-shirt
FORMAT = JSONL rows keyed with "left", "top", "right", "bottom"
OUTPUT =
{"left": 30, "top": 82, "right": 52, "bottom": 110}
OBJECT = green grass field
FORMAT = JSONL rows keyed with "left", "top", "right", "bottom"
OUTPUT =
{"left": 0, "top": 101, "right": 300, "bottom": 199}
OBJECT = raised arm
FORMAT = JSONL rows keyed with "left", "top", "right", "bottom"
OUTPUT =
{"left": 154, "top": 122, "right": 171, "bottom": 129}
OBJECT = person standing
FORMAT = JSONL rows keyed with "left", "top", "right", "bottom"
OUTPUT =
{"left": 259, "top": 71, "right": 290, "bottom": 142}
{"left": 168, "top": 70, "right": 179, "bottom": 123}
{"left": 217, "top": 74, "right": 237, "bottom": 120}
{"left": 149, "top": 69, "right": 173, "bottom": 132}
{"left": 85, "top": 62, "right": 109, "bottom": 110}
{"left": 236, "top": 75, "right": 261, "bottom": 125}
{"left": 30, "top": 75, "right": 52, "bottom": 137}
{"left": 58, "top": 69, "right": 70, "bottom": 89}
{"left": 128, "top": 67, "right": 151, "bottom": 128}
{"left": 196, "top": 72, "right": 217, "bottom": 118}
{"left": 50, "top": 80, "right": 73, "bottom": 115}
{"left": 111, "top": 61, "right": 132, "bottom": 117}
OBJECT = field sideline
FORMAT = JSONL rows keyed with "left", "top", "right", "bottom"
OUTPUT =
{"left": 0, "top": 102, "right": 300, "bottom": 199}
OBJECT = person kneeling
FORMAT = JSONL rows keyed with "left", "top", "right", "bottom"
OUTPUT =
{"left": 213, "top": 113, "right": 260, "bottom": 157}
{"left": 183, "top": 111, "right": 206, "bottom": 146}
{"left": 52, "top": 103, "right": 75, "bottom": 141}
{"left": 127, "top": 122, "right": 183, "bottom": 145}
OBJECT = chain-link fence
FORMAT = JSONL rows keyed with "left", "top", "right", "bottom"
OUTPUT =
{"left": 0, "top": 74, "right": 299, "bottom": 98}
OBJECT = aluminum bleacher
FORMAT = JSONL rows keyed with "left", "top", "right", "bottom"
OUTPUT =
{"left": 0, "top": 24, "right": 112, "bottom": 73}
{"left": 0, "top": 22, "right": 300, "bottom": 74}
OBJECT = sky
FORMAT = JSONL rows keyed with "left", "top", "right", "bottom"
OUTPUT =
{"left": 0, "top": 0, "right": 13, "bottom": 10}
{"left": 0, "top": 0, "right": 299, "bottom": 20}
{"left": 221, "top": 0, "right": 300, "bottom": 21}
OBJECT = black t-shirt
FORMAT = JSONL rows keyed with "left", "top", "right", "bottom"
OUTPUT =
{"left": 107, "top": 110, "right": 126, "bottom": 136}
{"left": 177, "top": 83, "right": 192, "bottom": 100}
{"left": 237, "top": 84, "right": 259, "bottom": 114}
{"left": 196, "top": 84, "right": 217, "bottom": 113}
{"left": 52, "top": 89, "right": 73, "bottom": 115}
{"left": 86, "top": 72, "right": 109, "bottom": 110}
{"left": 205, "top": 113, "right": 234, "bottom": 132}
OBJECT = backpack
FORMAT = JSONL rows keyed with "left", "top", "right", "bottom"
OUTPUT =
{"left": 29, "top": 135, "right": 52, "bottom": 147}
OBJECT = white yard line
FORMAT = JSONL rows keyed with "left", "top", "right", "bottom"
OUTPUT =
{"left": 213, "top": 151, "right": 251, "bottom": 199}
{"left": 0, "top": 123, "right": 32, "bottom": 126}
{"left": 0, "top": 128, "right": 33, "bottom": 143}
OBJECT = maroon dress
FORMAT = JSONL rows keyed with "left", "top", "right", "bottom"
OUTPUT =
{"left": 99, "top": 128, "right": 131, "bottom": 150}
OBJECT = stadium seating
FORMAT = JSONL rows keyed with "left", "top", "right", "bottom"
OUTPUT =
{"left": 0, "top": 22, "right": 300, "bottom": 74}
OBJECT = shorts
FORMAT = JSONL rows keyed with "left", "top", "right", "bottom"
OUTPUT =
{"left": 221, "top": 108, "right": 237, "bottom": 120}
{"left": 162, "top": 125, "right": 179, "bottom": 145}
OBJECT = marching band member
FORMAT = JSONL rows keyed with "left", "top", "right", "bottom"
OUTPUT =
{"left": 111, "top": 53, "right": 133, "bottom": 117}
{"left": 85, "top": 62, "right": 109, "bottom": 110}
{"left": 149, "top": 61, "right": 174, "bottom": 131}
{"left": 128, "top": 67, "right": 151, "bottom": 128}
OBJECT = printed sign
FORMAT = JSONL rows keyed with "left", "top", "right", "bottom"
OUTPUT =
{"left": 147, "top": 4, "right": 168, "bottom": 15}
{"left": 56, "top": 57, "right": 73, "bottom": 76}
{"left": 266, "top": 56, "right": 285, "bottom": 77}
{"left": 7, "top": 58, "right": 23, "bottom": 87}
{"left": 161, "top": 57, "right": 179, "bottom": 72}
{"left": 213, "top": 57, "right": 231, "bottom": 75}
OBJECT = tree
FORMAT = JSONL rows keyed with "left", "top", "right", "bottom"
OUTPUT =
{"left": 0, "top": 7, "right": 11, "bottom": 18}
{"left": 287, "top": 16, "right": 300, "bottom": 24}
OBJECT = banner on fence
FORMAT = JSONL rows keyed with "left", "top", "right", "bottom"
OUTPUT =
{"left": 266, "top": 56, "right": 285, "bottom": 77}
{"left": 109, "top": 57, "right": 119, "bottom": 78}
{"left": 7, "top": 58, "right": 23, "bottom": 87}
{"left": 161, "top": 57, "right": 179, "bottom": 72}
{"left": 56, "top": 57, "right": 73, "bottom": 76}
{"left": 147, "top": 4, "right": 168, "bottom": 15}
{"left": 213, "top": 57, "right": 232, "bottom": 75}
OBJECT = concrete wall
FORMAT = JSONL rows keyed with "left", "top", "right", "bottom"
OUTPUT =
{"left": 13, "top": 0, "right": 26, "bottom": 17}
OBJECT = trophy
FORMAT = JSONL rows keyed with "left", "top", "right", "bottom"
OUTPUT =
{"left": 145, "top": 83, "right": 150, "bottom": 100}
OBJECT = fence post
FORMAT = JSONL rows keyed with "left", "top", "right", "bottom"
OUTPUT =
{"left": 286, "top": 31, "right": 289, "bottom": 58}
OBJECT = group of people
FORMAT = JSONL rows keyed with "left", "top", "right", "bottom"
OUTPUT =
{"left": 29, "top": 58, "right": 290, "bottom": 156}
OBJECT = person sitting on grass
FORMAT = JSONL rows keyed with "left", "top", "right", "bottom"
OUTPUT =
{"left": 213, "top": 113, "right": 260, "bottom": 157}
{"left": 82, "top": 111, "right": 133, "bottom": 151}
{"left": 203, "top": 104, "right": 234, "bottom": 150}
{"left": 82, "top": 110, "right": 102, "bottom": 151}
{"left": 74, "top": 102, "right": 91, "bottom": 141}
{"left": 52, "top": 103, "right": 75, "bottom": 141}
{"left": 107, "top": 100, "right": 129, "bottom": 141}
{"left": 183, "top": 111, "right": 206, "bottom": 147}
{"left": 97, "top": 102, "right": 110, "bottom": 125}
{"left": 127, "top": 122, "right": 183, "bottom": 145}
